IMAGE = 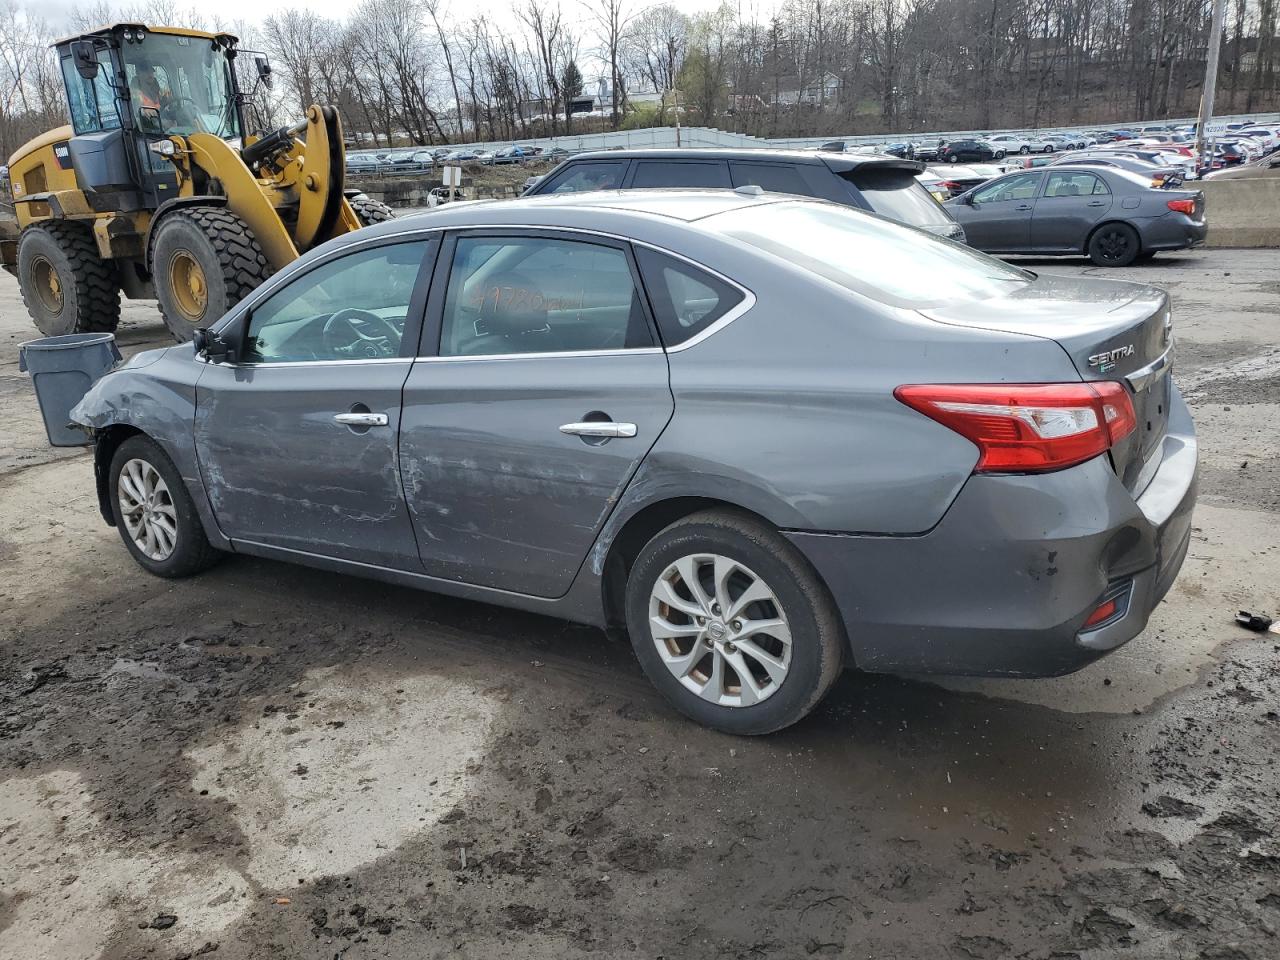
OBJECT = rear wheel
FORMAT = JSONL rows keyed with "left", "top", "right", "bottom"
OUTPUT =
{"left": 948, "top": 154, "right": 959, "bottom": 163}
{"left": 1019, "top": 145, "right": 1030, "bottom": 154}
{"left": 994, "top": 150, "right": 1006, "bottom": 160}
{"left": 348, "top": 193, "right": 396, "bottom": 226}
{"left": 624, "top": 511, "right": 845, "bottom": 735}
{"left": 17, "top": 221, "right": 120, "bottom": 336}
{"left": 1043, "top": 144, "right": 1054, "bottom": 153}
{"left": 151, "top": 207, "right": 271, "bottom": 342}
{"left": 1087, "top": 222, "right": 1141, "bottom": 267}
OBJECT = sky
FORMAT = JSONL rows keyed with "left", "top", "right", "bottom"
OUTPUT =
{"left": 37, "top": 0, "right": 743, "bottom": 36}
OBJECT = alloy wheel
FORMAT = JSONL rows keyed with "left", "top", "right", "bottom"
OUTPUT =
{"left": 118, "top": 458, "right": 178, "bottom": 561}
{"left": 648, "top": 553, "right": 792, "bottom": 707}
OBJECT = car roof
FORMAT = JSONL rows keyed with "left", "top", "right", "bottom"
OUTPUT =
{"left": 349, "top": 189, "right": 796, "bottom": 245}
{"left": 559, "top": 147, "right": 923, "bottom": 173}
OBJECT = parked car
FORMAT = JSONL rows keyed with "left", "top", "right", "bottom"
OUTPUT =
{"left": 524, "top": 148, "right": 966, "bottom": 241}
{"left": 443, "top": 148, "right": 481, "bottom": 162}
{"left": 522, "top": 174, "right": 545, "bottom": 193}
{"left": 1053, "top": 151, "right": 1186, "bottom": 186}
{"left": 928, "top": 163, "right": 1003, "bottom": 197}
{"left": 69, "top": 189, "right": 1196, "bottom": 734}
{"left": 915, "top": 170, "right": 950, "bottom": 202}
{"left": 489, "top": 146, "right": 527, "bottom": 164}
{"left": 883, "top": 142, "right": 916, "bottom": 159}
{"left": 946, "top": 165, "right": 1205, "bottom": 266}
{"left": 986, "top": 133, "right": 1035, "bottom": 154}
{"left": 938, "top": 140, "right": 1006, "bottom": 162}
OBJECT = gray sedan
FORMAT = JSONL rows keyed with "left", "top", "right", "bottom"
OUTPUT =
{"left": 70, "top": 191, "right": 1196, "bottom": 734}
{"left": 946, "top": 165, "right": 1206, "bottom": 265}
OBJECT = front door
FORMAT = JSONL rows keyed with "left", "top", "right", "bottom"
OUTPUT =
{"left": 400, "top": 231, "right": 674, "bottom": 599}
{"left": 1032, "top": 170, "right": 1113, "bottom": 252}
{"left": 957, "top": 172, "right": 1044, "bottom": 251}
{"left": 195, "top": 237, "right": 436, "bottom": 569}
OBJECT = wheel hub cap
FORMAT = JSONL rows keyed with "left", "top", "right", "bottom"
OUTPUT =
{"left": 30, "top": 256, "right": 64, "bottom": 314}
{"left": 648, "top": 553, "right": 793, "bottom": 708}
{"left": 118, "top": 458, "right": 177, "bottom": 562}
{"left": 169, "top": 251, "right": 209, "bottom": 322}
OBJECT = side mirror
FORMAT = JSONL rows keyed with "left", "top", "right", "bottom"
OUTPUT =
{"left": 256, "top": 57, "right": 273, "bottom": 90}
{"left": 138, "top": 106, "right": 163, "bottom": 135}
{"left": 194, "top": 328, "right": 235, "bottom": 363}
{"left": 71, "top": 40, "right": 99, "bottom": 80}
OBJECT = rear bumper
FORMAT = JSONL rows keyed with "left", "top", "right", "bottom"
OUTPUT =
{"left": 1141, "top": 212, "right": 1207, "bottom": 251}
{"left": 786, "top": 386, "right": 1198, "bottom": 677}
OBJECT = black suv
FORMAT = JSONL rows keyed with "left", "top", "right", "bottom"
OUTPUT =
{"left": 524, "top": 148, "right": 966, "bottom": 242}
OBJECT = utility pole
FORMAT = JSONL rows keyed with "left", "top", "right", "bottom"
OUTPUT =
{"left": 1196, "top": 0, "right": 1227, "bottom": 168}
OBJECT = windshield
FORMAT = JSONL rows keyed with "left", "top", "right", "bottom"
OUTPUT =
{"left": 123, "top": 33, "right": 239, "bottom": 139}
{"left": 707, "top": 200, "right": 1031, "bottom": 308}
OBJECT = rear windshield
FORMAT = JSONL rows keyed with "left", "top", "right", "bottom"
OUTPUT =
{"left": 844, "top": 169, "right": 954, "bottom": 227}
{"left": 707, "top": 200, "right": 1031, "bottom": 308}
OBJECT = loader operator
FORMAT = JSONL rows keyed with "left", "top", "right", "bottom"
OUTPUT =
{"left": 131, "top": 63, "right": 178, "bottom": 130}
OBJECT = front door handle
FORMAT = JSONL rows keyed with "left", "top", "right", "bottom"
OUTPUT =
{"left": 334, "top": 412, "right": 389, "bottom": 427}
{"left": 1014, "top": 204, "right": 1033, "bottom": 211}
{"left": 560, "top": 421, "right": 638, "bottom": 438}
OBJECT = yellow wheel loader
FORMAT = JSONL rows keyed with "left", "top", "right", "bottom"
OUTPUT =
{"left": 0, "top": 23, "right": 394, "bottom": 341}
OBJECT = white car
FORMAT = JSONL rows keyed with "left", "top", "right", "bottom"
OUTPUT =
{"left": 1237, "top": 128, "right": 1279, "bottom": 150}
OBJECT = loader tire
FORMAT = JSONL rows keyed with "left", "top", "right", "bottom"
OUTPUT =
{"left": 17, "top": 221, "right": 120, "bottom": 336}
{"left": 151, "top": 207, "right": 271, "bottom": 342}
{"left": 349, "top": 194, "right": 396, "bottom": 226}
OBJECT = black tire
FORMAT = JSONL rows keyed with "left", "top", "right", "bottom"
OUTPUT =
{"left": 348, "top": 193, "right": 396, "bottom": 226}
{"left": 1087, "top": 222, "right": 1141, "bottom": 267}
{"left": 1019, "top": 145, "right": 1030, "bottom": 154}
{"left": 1043, "top": 144, "right": 1054, "bottom": 153}
{"left": 994, "top": 150, "right": 1006, "bottom": 160}
{"left": 17, "top": 221, "right": 120, "bottom": 336}
{"left": 108, "top": 435, "right": 222, "bottom": 578}
{"left": 151, "top": 207, "right": 271, "bottom": 342}
{"left": 624, "top": 510, "right": 845, "bottom": 735}
{"left": 947, "top": 154, "right": 959, "bottom": 162}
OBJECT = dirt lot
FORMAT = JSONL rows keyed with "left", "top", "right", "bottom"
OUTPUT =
{"left": 1, "top": 248, "right": 1279, "bottom": 960}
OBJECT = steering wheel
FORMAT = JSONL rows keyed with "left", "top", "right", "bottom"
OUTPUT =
{"left": 322, "top": 308, "right": 400, "bottom": 358}
{"left": 161, "top": 95, "right": 200, "bottom": 126}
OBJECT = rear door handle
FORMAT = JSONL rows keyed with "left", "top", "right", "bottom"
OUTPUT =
{"left": 560, "top": 421, "right": 637, "bottom": 438}
{"left": 1086, "top": 200, "right": 1107, "bottom": 207}
{"left": 334, "top": 412, "right": 388, "bottom": 427}
{"left": 1015, "top": 204, "right": 1033, "bottom": 211}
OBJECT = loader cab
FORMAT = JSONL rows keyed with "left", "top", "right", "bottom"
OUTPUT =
{"left": 55, "top": 24, "right": 245, "bottom": 211}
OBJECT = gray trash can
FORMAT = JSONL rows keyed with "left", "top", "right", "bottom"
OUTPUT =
{"left": 18, "top": 332, "right": 122, "bottom": 447}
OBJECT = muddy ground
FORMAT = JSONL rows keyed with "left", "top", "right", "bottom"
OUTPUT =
{"left": 1, "top": 248, "right": 1278, "bottom": 960}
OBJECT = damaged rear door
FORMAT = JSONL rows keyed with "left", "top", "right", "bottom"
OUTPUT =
{"left": 194, "top": 237, "right": 436, "bottom": 569}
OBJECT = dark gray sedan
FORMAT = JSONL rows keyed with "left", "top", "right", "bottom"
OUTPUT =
{"left": 946, "top": 165, "right": 1206, "bottom": 265}
{"left": 69, "top": 192, "right": 1196, "bottom": 734}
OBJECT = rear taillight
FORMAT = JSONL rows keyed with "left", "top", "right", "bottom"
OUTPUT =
{"left": 894, "top": 382, "right": 1137, "bottom": 473}
{"left": 1166, "top": 198, "right": 1196, "bottom": 214}
{"left": 940, "top": 180, "right": 960, "bottom": 190}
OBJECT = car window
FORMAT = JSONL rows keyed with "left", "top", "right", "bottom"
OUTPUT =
{"left": 709, "top": 200, "right": 1031, "bottom": 309}
{"left": 630, "top": 160, "right": 731, "bottom": 189}
{"left": 541, "top": 160, "right": 627, "bottom": 194}
{"left": 1044, "top": 172, "right": 1107, "bottom": 197}
{"left": 846, "top": 169, "right": 952, "bottom": 226}
{"left": 439, "top": 236, "right": 653, "bottom": 357}
{"left": 729, "top": 162, "right": 811, "bottom": 196}
{"left": 244, "top": 241, "right": 429, "bottom": 363}
{"left": 973, "top": 173, "right": 1042, "bottom": 202}
{"left": 635, "top": 248, "right": 745, "bottom": 346}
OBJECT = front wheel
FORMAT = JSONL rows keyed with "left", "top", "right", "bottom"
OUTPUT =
{"left": 624, "top": 511, "right": 845, "bottom": 735}
{"left": 1087, "top": 223, "right": 1141, "bottom": 267}
{"left": 348, "top": 193, "right": 396, "bottom": 226}
{"left": 109, "top": 435, "right": 222, "bottom": 578}
{"left": 151, "top": 208, "right": 271, "bottom": 342}
{"left": 1019, "top": 145, "right": 1030, "bottom": 154}
{"left": 994, "top": 150, "right": 1006, "bottom": 160}
{"left": 1043, "top": 145, "right": 1054, "bottom": 153}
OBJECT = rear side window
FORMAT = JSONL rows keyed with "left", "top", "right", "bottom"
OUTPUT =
{"left": 541, "top": 160, "right": 627, "bottom": 194}
{"left": 1044, "top": 172, "right": 1109, "bottom": 197}
{"left": 729, "top": 162, "right": 812, "bottom": 196}
{"left": 845, "top": 168, "right": 952, "bottom": 226}
{"left": 631, "top": 160, "right": 731, "bottom": 189}
{"left": 636, "top": 248, "right": 744, "bottom": 346}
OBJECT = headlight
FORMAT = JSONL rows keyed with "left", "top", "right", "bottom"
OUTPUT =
{"left": 149, "top": 140, "right": 176, "bottom": 157}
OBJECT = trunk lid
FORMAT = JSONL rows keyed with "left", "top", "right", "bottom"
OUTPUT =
{"left": 920, "top": 274, "right": 1174, "bottom": 492}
